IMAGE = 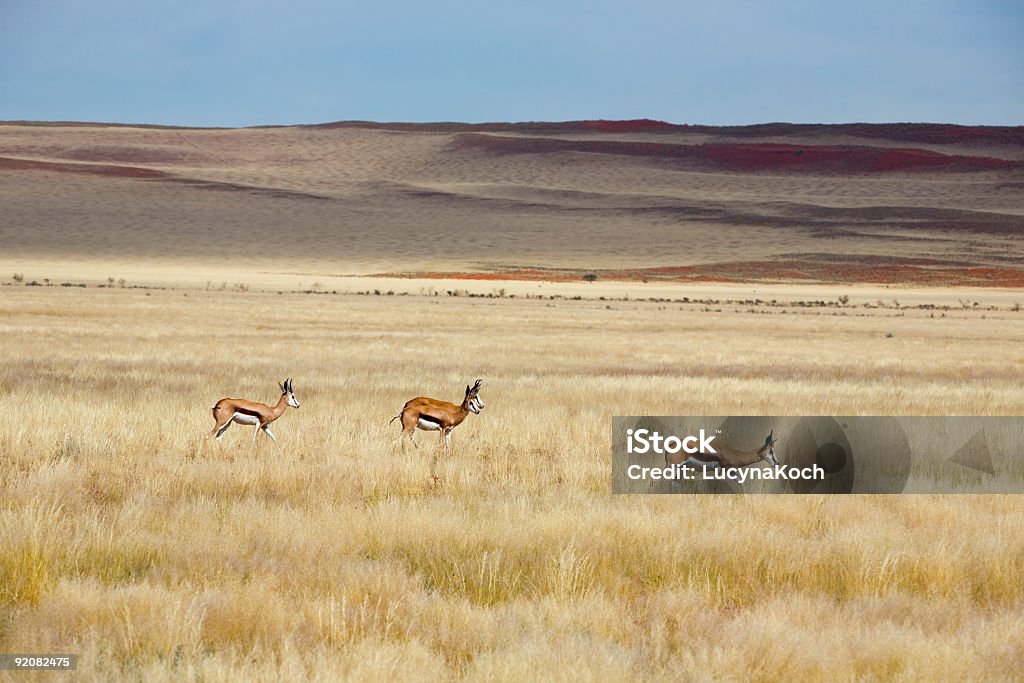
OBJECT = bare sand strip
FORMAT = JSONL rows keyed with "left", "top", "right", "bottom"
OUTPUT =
{"left": 3, "top": 257, "right": 1021, "bottom": 308}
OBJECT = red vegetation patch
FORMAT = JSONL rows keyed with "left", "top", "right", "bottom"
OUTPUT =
{"left": 683, "top": 123, "right": 1024, "bottom": 146}
{"left": 626, "top": 260, "right": 1024, "bottom": 287}
{"left": 451, "top": 135, "right": 1020, "bottom": 174}
{"left": 380, "top": 257, "right": 1024, "bottom": 289}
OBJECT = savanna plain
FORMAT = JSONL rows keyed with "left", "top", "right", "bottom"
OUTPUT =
{"left": 2, "top": 120, "right": 1024, "bottom": 681}
{"left": 2, "top": 286, "right": 1024, "bottom": 682}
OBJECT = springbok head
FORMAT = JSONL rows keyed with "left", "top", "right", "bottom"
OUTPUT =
{"left": 465, "top": 379, "right": 485, "bottom": 414}
{"left": 278, "top": 378, "right": 300, "bottom": 409}
{"left": 759, "top": 430, "right": 779, "bottom": 466}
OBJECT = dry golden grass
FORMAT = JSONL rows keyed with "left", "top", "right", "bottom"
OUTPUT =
{"left": 2, "top": 286, "right": 1023, "bottom": 681}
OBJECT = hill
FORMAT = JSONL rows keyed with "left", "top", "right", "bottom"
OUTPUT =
{"left": 1, "top": 119, "right": 1021, "bottom": 286}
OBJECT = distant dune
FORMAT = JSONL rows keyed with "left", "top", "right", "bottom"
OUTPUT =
{"left": 307, "top": 119, "right": 1024, "bottom": 146}
{"left": 1, "top": 119, "right": 1021, "bottom": 286}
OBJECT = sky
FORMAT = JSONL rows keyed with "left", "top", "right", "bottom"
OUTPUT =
{"left": 0, "top": 0, "right": 1021, "bottom": 127}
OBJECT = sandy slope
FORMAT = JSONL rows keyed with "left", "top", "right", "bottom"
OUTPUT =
{"left": 1, "top": 120, "right": 1022, "bottom": 286}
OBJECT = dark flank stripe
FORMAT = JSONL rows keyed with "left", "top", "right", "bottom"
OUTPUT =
{"left": 233, "top": 406, "right": 263, "bottom": 418}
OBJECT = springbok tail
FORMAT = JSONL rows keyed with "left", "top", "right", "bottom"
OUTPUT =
{"left": 388, "top": 414, "right": 402, "bottom": 427}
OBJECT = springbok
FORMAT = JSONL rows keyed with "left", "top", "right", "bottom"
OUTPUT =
{"left": 206, "top": 378, "right": 300, "bottom": 451}
{"left": 390, "top": 379, "right": 484, "bottom": 466}
{"left": 663, "top": 430, "right": 779, "bottom": 490}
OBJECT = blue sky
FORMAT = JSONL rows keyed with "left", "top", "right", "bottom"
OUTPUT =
{"left": 1, "top": 0, "right": 1021, "bottom": 127}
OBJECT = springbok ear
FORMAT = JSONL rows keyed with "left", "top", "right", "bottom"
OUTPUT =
{"left": 466, "top": 385, "right": 471, "bottom": 395}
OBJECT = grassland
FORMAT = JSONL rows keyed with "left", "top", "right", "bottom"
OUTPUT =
{"left": 2, "top": 285, "right": 1023, "bottom": 681}
{"left": 2, "top": 119, "right": 1022, "bottom": 679}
